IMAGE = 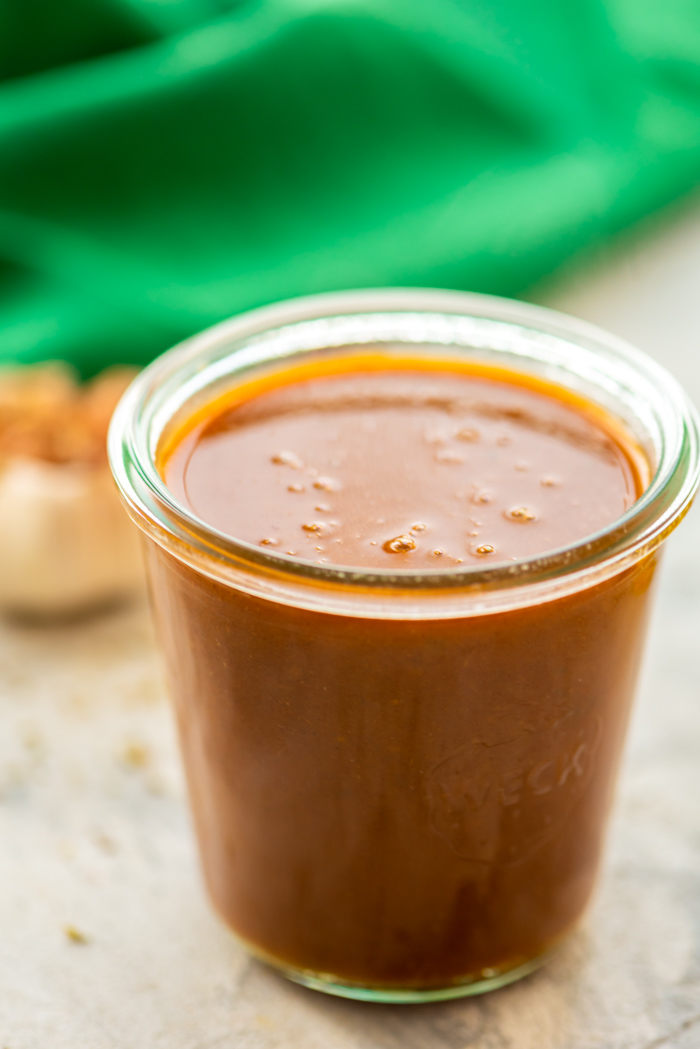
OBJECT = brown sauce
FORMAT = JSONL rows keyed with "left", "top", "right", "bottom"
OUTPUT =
{"left": 164, "top": 359, "right": 644, "bottom": 568}
{"left": 151, "top": 356, "right": 655, "bottom": 991}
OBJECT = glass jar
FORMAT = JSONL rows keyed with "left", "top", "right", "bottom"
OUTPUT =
{"left": 109, "top": 289, "right": 699, "bottom": 1002}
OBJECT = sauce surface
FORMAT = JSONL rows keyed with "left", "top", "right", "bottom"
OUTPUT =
{"left": 163, "top": 361, "right": 643, "bottom": 568}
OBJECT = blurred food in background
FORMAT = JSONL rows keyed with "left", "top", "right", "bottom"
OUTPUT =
{"left": 0, "top": 364, "right": 143, "bottom": 615}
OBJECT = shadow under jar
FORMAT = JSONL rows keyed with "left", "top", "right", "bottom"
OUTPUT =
{"left": 109, "top": 289, "right": 699, "bottom": 1002}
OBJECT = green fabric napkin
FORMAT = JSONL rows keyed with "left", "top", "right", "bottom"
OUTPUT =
{"left": 1, "top": 0, "right": 699, "bottom": 376}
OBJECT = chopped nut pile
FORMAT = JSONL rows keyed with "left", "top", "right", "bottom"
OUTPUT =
{"left": 0, "top": 363, "right": 138, "bottom": 466}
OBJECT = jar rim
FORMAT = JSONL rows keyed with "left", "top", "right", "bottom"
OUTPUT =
{"left": 108, "top": 288, "right": 699, "bottom": 613}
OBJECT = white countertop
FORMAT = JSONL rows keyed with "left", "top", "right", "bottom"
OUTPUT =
{"left": 2, "top": 201, "right": 700, "bottom": 1048}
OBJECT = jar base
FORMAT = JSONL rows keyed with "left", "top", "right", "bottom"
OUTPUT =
{"left": 236, "top": 933, "right": 553, "bottom": 1003}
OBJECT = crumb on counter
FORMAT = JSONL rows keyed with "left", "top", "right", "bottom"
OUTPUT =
{"left": 121, "top": 741, "right": 150, "bottom": 768}
{"left": 64, "top": 925, "right": 89, "bottom": 945}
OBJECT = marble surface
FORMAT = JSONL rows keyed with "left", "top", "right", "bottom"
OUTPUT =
{"left": 2, "top": 204, "right": 700, "bottom": 1047}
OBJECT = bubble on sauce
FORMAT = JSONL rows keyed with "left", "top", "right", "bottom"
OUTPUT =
{"left": 456, "top": 427, "right": 479, "bottom": 442}
{"left": 432, "top": 548, "right": 444, "bottom": 557}
{"left": 411, "top": 522, "right": 428, "bottom": 533}
{"left": 506, "top": 506, "right": 537, "bottom": 523}
{"left": 515, "top": 461, "right": 530, "bottom": 472}
{"left": 315, "top": 504, "right": 331, "bottom": 513}
{"left": 302, "top": 522, "right": 325, "bottom": 534}
{"left": 259, "top": 538, "right": 279, "bottom": 546}
{"left": 541, "top": 475, "right": 561, "bottom": 487}
{"left": 383, "top": 534, "right": 417, "bottom": 554}
{"left": 272, "top": 450, "right": 303, "bottom": 469}
{"left": 287, "top": 482, "right": 305, "bottom": 493}
{"left": 313, "top": 477, "right": 340, "bottom": 492}
{"left": 435, "top": 449, "right": 465, "bottom": 464}
{"left": 471, "top": 489, "right": 494, "bottom": 505}
{"left": 474, "top": 543, "right": 495, "bottom": 555}
{"left": 425, "top": 427, "right": 449, "bottom": 446}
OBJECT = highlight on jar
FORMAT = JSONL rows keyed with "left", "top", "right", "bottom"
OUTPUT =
{"left": 108, "top": 288, "right": 699, "bottom": 1003}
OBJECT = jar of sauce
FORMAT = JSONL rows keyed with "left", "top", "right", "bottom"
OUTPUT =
{"left": 109, "top": 290, "right": 699, "bottom": 1002}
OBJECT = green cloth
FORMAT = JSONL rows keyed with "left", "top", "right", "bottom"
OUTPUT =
{"left": 1, "top": 0, "right": 700, "bottom": 376}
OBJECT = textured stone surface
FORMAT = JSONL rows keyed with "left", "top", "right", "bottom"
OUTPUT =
{"left": 2, "top": 205, "right": 700, "bottom": 1047}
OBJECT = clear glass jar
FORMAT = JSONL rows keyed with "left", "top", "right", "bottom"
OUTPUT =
{"left": 109, "top": 289, "right": 699, "bottom": 1002}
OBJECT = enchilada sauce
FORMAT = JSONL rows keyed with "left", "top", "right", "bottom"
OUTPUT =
{"left": 151, "top": 358, "right": 654, "bottom": 989}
